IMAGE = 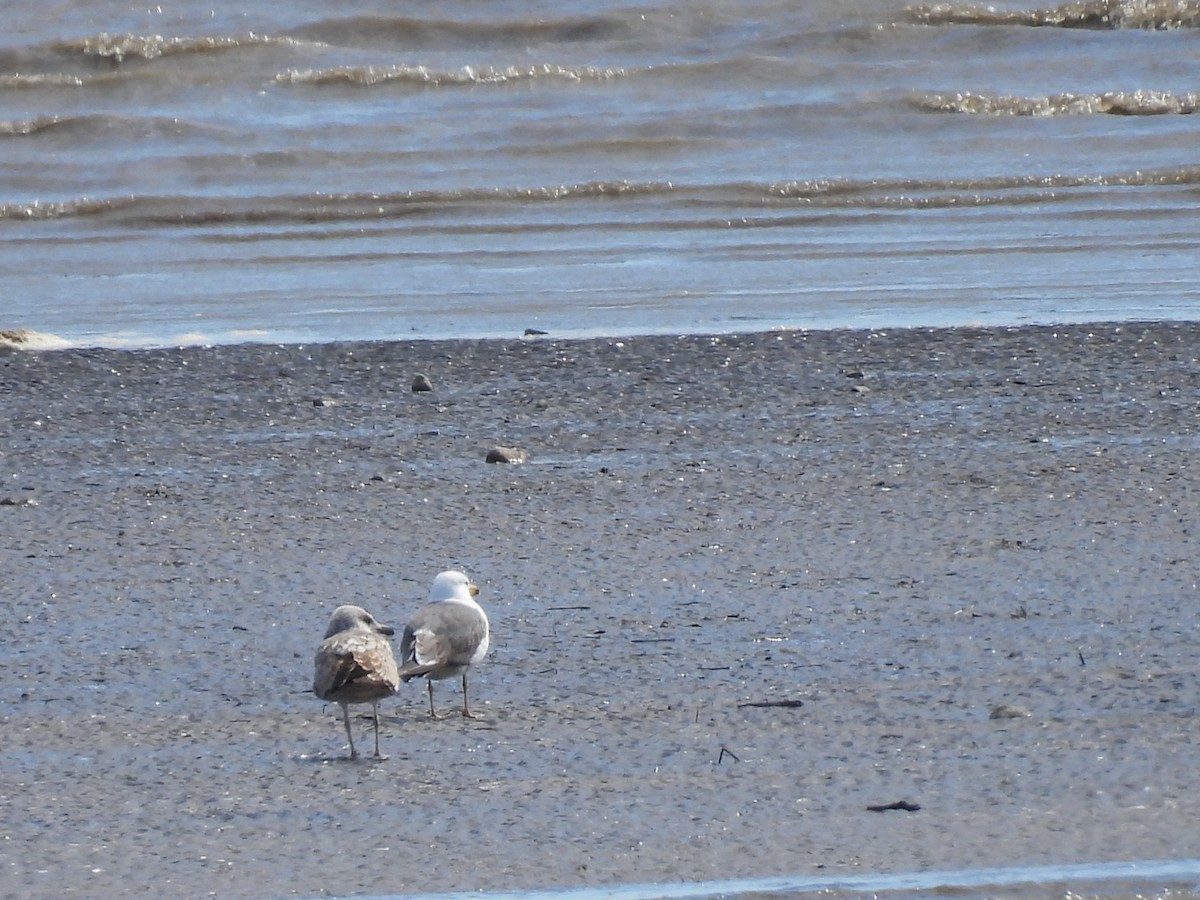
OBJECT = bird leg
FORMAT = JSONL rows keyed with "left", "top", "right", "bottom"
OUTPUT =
{"left": 460, "top": 673, "right": 477, "bottom": 718}
{"left": 371, "top": 701, "right": 387, "bottom": 760}
{"left": 427, "top": 679, "right": 445, "bottom": 719}
{"left": 341, "top": 704, "right": 358, "bottom": 760}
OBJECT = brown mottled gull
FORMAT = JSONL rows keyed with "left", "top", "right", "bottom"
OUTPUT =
{"left": 313, "top": 605, "right": 400, "bottom": 760}
{"left": 399, "top": 570, "right": 490, "bottom": 718}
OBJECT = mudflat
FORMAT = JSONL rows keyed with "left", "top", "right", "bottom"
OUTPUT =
{"left": 2, "top": 322, "right": 1198, "bottom": 898}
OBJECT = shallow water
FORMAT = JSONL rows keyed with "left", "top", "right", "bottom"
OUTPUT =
{"left": 377, "top": 858, "right": 1200, "bottom": 899}
{"left": 3, "top": 0, "right": 1200, "bottom": 347}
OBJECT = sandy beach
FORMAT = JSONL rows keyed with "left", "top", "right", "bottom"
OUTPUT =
{"left": 2, "top": 322, "right": 1199, "bottom": 899}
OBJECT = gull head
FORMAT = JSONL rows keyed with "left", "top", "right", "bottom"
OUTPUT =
{"left": 430, "top": 570, "right": 480, "bottom": 603}
{"left": 323, "top": 604, "right": 395, "bottom": 639}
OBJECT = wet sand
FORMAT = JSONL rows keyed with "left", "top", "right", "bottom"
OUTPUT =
{"left": 2, "top": 322, "right": 1199, "bottom": 898}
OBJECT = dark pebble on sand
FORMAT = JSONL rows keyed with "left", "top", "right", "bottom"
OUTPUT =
{"left": 989, "top": 703, "right": 1032, "bottom": 720}
{"left": 486, "top": 446, "right": 529, "bottom": 464}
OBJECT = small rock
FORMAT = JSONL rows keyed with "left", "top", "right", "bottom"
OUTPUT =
{"left": 411, "top": 373, "right": 433, "bottom": 392}
{"left": 312, "top": 397, "right": 336, "bottom": 407}
{"left": 524, "top": 328, "right": 549, "bottom": 336}
{"left": 0, "top": 496, "right": 36, "bottom": 507}
{"left": 989, "top": 703, "right": 1032, "bottom": 720}
{"left": 850, "top": 384, "right": 870, "bottom": 394}
{"left": 486, "top": 446, "right": 528, "bottom": 464}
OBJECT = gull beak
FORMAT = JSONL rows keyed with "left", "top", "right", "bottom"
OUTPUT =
{"left": 469, "top": 583, "right": 479, "bottom": 597}
{"left": 378, "top": 623, "right": 395, "bottom": 636}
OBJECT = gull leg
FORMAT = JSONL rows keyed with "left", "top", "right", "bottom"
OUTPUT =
{"left": 461, "top": 673, "right": 477, "bottom": 718}
{"left": 341, "top": 703, "right": 358, "bottom": 760}
{"left": 427, "top": 679, "right": 443, "bottom": 719}
{"left": 371, "top": 701, "right": 387, "bottom": 760}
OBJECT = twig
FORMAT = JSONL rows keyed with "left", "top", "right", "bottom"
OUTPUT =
{"left": 737, "top": 699, "right": 804, "bottom": 709}
{"left": 717, "top": 747, "right": 739, "bottom": 764}
{"left": 867, "top": 800, "right": 921, "bottom": 813}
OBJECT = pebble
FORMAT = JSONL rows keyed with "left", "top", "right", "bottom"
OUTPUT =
{"left": 989, "top": 703, "right": 1032, "bottom": 720}
{"left": 412, "top": 373, "right": 434, "bottom": 392}
{"left": 486, "top": 446, "right": 528, "bottom": 464}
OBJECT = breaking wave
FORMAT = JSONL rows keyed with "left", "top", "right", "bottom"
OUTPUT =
{"left": 912, "top": 89, "right": 1200, "bottom": 115}
{"left": 906, "top": 0, "right": 1200, "bottom": 29}
{"left": 0, "top": 112, "right": 218, "bottom": 141}
{"left": 0, "top": 72, "right": 91, "bottom": 88}
{"left": 0, "top": 329, "right": 73, "bottom": 351}
{"left": 0, "top": 115, "right": 67, "bottom": 136}
{"left": 276, "top": 62, "right": 627, "bottom": 88}
{"left": 281, "top": 13, "right": 637, "bottom": 49}
{"left": 5, "top": 167, "right": 1199, "bottom": 225}
{"left": 51, "top": 31, "right": 315, "bottom": 64}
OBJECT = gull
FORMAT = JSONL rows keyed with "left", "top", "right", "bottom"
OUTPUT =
{"left": 313, "top": 605, "right": 400, "bottom": 760}
{"left": 399, "top": 570, "right": 490, "bottom": 718}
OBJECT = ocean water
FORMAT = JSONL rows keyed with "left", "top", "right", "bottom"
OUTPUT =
{"left": 2, "top": 0, "right": 1200, "bottom": 348}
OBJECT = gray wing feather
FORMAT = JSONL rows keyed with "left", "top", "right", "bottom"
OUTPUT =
{"left": 399, "top": 602, "right": 487, "bottom": 677}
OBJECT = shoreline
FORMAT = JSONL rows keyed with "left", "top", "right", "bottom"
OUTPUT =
{"left": 399, "top": 859, "right": 1200, "bottom": 900}
{"left": 2, "top": 319, "right": 1199, "bottom": 898}
{"left": 6, "top": 313, "right": 1200, "bottom": 355}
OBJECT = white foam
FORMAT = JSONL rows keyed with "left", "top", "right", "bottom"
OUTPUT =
{"left": 0, "top": 329, "right": 73, "bottom": 351}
